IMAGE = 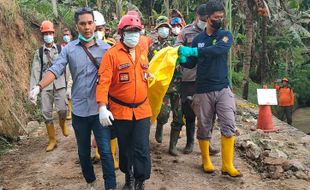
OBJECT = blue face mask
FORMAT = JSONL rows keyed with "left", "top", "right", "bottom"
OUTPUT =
{"left": 63, "top": 35, "right": 71, "bottom": 43}
{"left": 123, "top": 31, "right": 140, "bottom": 48}
{"left": 43, "top": 35, "right": 54, "bottom": 44}
{"left": 78, "top": 33, "right": 95, "bottom": 42}
{"left": 158, "top": 27, "right": 170, "bottom": 39}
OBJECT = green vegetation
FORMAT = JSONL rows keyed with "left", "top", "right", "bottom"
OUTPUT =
{"left": 0, "top": 140, "right": 11, "bottom": 156}
{"left": 14, "top": 1, "right": 310, "bottom": 105}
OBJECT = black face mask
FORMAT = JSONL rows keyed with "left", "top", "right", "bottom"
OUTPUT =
{"left": 211, "top": 19, "right": 223, "bottom": 30}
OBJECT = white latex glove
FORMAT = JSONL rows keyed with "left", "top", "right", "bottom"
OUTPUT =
{"left": 29, "top": 85, "right": 41, "bottom": 105}
{"left": 66, "top": 88, "right": 72, "bottom": 99}
{"left": 99, "top": 105, "right": 114, "bottom": 127}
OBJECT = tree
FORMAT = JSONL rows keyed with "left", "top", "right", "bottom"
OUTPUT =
{"left": 51, "top": 0, "right": 58, "bottom": 18}
{"left": 97, "top": 0, "right": 102, "bottom": 11}
{"left": 242, "top": 0, "right": 254, "bottom": 100}
{"left": 164, "top": 0, "right": 169, "bottom": 17}
{"left": 115, "top": 0, "right": 123, "bottom": 19}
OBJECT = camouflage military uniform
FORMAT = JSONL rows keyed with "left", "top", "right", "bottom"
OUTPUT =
{"left": 175, "top": 22, "right": 203, "bottom": 153}
{"left": 148, "top": 38, "right": 183, "bottom": 131}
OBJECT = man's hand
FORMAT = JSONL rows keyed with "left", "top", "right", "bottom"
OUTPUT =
{"left": 178, "top": 46, "right": 198, "bottom": 57}
{"left": 29, "top": 85, "right": 41, "bottom": 105}
{"left": 66, "top": 88, "right": 71, "bottom": 99}
{"left": 99, "top": 105, "right": 114, "bottom": 127}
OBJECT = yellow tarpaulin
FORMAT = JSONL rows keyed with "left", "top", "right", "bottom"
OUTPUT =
{"left": 148, "top": 46, "right": 179, "bottom": 124}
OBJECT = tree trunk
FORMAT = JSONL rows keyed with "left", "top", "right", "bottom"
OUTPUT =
{"left": 242, "top": 1, "right": 254, "bottom": 100}
{"left": 172, "top": 0, "right": 180, "bottom": 10}
{"left": 97, "top": 0, "right": 102, "bottom": 11}
{"left": 260, "top": 16, "right": 268, "bottom": 84}
{"left": 115, "top": 0, "right": 123, "bottom": 19}
{"left": 85, "top": 0, "right": 88, "bottom": 7}
{"left": 51, "top": 0, "right": 58, "bottom": 18}
{"left": 164, "top": 0, "right": 169, "bottom": 17}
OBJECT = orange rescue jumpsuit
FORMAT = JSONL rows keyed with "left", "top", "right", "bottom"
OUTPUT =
{"left": 96, "top": 41, "right": 152, "bottom": 180}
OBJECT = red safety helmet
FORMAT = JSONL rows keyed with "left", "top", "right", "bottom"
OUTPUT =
{"left": 40, "top": 20, "right": 55, "bottom": 33}
{"left": 117, "top": 14, "right": 142, "bottom": 34}
{"left": 127, "top": 10, "right": 140, "bottom": 18}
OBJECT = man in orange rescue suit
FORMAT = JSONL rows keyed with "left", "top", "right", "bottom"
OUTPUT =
{"left": 96, "top": 14, "right": 152, "bottom": 190}
{"left": 274, "top": 77, "right": 295, "bottom": 125}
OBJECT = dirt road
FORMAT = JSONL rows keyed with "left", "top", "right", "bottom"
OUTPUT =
{"left": 1, "top": 117, "right": 310, "bottom": 190}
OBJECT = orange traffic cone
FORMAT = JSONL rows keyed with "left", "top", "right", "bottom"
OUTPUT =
{"left": 257, "top": 85, "right": 278, "bottom": 132}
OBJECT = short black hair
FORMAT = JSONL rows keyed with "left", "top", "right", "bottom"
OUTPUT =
{"left": 196, "top": 4, "right": 207, "bottom": 17}
{"left": 74, "top": 7, "right": 94, "bottom": 23}
{"left": 205, "top": 0, "right": 225, "bottom": 16}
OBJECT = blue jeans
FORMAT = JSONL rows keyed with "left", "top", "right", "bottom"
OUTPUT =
{"left": 72, "top": 114, "right": 116, "bottom": 189}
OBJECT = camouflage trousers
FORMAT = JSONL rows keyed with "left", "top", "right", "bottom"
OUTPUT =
{"left": 157, "top": 92, "right": 184, "bottom": 131}
{"left": 278, "top": 106, "right": 293, "bottom": 125}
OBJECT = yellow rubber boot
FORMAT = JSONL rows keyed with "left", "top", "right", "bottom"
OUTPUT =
{"left": 59, "top": 119, "right": 69, "bottom": 137}
{"left": 198, "top": 140, "right": 215, "bottom": 173}
{"left": 46, "top": 123, "right": 57, "bottom": 152}
{"left": 110, "top": 138, "right": 119, "bottom": 170}
{"left": 179, "top": 129, "right": 184, "bottom": 138}
{"left": 221, "top": 136, "right": 242, "bottom": 177}
{"left": 95, "top": 147, "right": 100, "bottom": 161}
{"left": 66, "top": 100, "right": 72, "bottom": 120}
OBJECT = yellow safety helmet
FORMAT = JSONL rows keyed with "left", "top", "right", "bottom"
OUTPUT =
{"left": 282, "top": 77, "right": 289, "bottom": 82}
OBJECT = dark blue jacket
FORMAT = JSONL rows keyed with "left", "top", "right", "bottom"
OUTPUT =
{"left": 183, "top": 29, "right": 233, "bottom": 93}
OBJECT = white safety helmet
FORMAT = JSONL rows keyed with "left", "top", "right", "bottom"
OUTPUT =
{"left": 93, "top": 10, "right": 106, "bottom": 26}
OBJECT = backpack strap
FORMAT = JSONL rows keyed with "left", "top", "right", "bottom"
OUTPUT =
{"left": 56, "top": 44, "right": 62, "bottom": 54}
{"left": 39, "top": 47, "right": 44, "bottom": 81}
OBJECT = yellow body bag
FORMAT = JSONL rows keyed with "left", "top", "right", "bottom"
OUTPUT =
{"left": 148, "top": 46, "right": 179, "bottom": 124}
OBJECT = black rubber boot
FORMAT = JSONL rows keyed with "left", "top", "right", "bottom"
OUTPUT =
{"left": 209, "top": 144, "right": 220, "bottom": 156}
{"left": 168, "top": 129, "right": 180, "bottom": 156}
{"left": 183, "top": 122, "right": 195, "bottom": 154}
{"left": 122, "top": 172, "right": 135, "bottom": 190}
{"left": 155, "top": 125, "right": 163, "bottom": 143}
{"left": 134, "top": 180, "right": 145, "bottom": 190}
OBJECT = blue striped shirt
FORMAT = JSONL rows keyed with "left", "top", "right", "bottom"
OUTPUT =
{"left": 49, "top": 39, "right": 110, "bottom": 117}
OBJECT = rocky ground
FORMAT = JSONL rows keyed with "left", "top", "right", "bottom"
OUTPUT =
{"left": 0, "top": 98, "right": 310, "bottom": 190}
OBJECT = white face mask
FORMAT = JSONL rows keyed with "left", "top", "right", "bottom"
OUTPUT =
{"left": 43, "top": 35, "right": 54, "bottom": 44}
{"left": 172, "top": 27, "right": 181, "bottom": 35}
{"left": 123, "top": 31, "right": 140, "bottom": 48}
{"left": 197, "top": 20, "right": 206, "bottom": 30}
{"left": 63, "top": 35, "right": 71, "bottom": 43}
{"left": 95, "top": 31, "right": 105, "bottom": 40}
{"left": 158, "top": 27, "right": 170, "bottom": 39}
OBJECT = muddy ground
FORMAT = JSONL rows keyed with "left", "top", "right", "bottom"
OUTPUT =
{"left": 1, "top": 102, "right": 310, "bottom": 190}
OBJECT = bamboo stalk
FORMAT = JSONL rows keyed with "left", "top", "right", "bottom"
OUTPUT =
{"left": 9, "top": 109, "right": 29, "bottom": 135}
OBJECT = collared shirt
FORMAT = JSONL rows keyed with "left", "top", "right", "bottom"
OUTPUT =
{"left": 29, "top": 43, "right": 66, "bottom": 91}
{"left": 184, "top": 29, "right": 233, "bottom": 93}
{"left": 49, "top": 39, "right": 110, "bottom": 117}
{"left": 175, "top": 22, "right": 203, "bottom": 82}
